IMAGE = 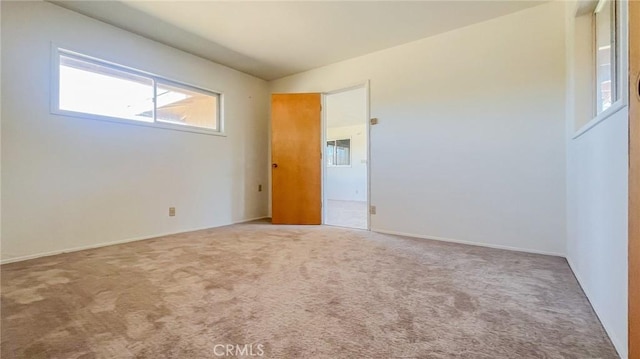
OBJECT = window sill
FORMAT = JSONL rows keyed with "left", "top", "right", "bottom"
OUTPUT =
{"left": 572, "top": 100, "right": 626, "bottom": 139}
{"left": 51, "top": 109, "right": 226, "bottom": 137}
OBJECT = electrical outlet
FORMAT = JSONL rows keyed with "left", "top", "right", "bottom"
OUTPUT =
{"left": 370, "top": 205, "right": 376, "bottom": 215}
{"left": 169, "top": 207, "right": 176, "bottom": 217}
{"left": 258, "top": 184, "right": 262, "bottom": 192}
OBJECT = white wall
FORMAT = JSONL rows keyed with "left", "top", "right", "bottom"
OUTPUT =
{"left": 564, "top": 1, "right": 629, "bottom": 357}
{"left": 271, "top": 1, "right": 567, "bottom": 255}
{"left": 326, "top": 125, "right": 367, "bottom": 202}
{"left": 566, "top": 109, "right": 628, "bottom": 357}
{"left": 0, "top": 1, "right": 269, "bottom": 262}
{"left": 0, "top": 0, "right": 3, "bottom": 256}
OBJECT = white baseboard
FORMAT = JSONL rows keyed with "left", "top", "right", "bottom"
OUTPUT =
{"left": 1, "top": 216, "right": 270, "bottom": 265}
{"left": 233, "top": 216, "right": 270, "bottom": 224}
{"left": 370, "top": 228, "right": 565, "bottom": 257}
{"left": 566, "top": 257, "right": 627, "bottom": 359}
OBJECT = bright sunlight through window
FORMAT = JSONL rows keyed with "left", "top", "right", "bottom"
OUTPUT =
{"left": 594, "top": 0, "right": 618, "bottom": 114}
{"left": 56, "top": 50, "right": 221, "bottom": 133}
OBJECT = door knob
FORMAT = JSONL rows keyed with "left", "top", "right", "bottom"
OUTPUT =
{"left": 272, "top": 163, "right": 278, "bottom": 168}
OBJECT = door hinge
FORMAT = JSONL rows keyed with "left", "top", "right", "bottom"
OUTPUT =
{"left": 370, "top": 118, "right": 379, "bottom": 125}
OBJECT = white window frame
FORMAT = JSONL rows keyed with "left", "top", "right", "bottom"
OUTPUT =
{"left": 326, "top": 137, "right": 352, "bottom": 167}
{"left": 573, "top": 0, "right": 628, "bottom": 139}
{"left": 593, "top": 0, "right": 618, "bottom": 114}
{"left": 51, "top": 46, "right": 225, "bottom": 136}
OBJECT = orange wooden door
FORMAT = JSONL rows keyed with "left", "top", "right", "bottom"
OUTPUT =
{"left": 629, "top": 0, "right": 639, "bottom": 357}
{"left": 271, "top": 93, "right": 322, "bottom": 224}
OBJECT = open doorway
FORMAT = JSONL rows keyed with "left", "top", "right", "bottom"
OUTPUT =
{"left": 323, "top": 85, "right": 368, "bottom": 229}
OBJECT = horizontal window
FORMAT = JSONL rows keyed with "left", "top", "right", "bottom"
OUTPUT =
{"left": 326, "top": 139, "right": 351, "bottom": 166}
{"left": 54, "top": 49, "right": 222, "bottom": 133}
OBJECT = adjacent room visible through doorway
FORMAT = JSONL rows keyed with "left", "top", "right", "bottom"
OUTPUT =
{"left": 324, "top": 86, "right": 368, "bottom": 229}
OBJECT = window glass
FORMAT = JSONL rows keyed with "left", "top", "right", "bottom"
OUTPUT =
{"left": 335, "top": 139, "right": 351, "bottom": 166}
{"left": 595, "top": 0, "right": 617, "bottom": 113}
{"left": 59, "top": 55, "right": 154, "bottom": 122}
{"left": 155, "top": 82, "right": 218, "bottom": 130}
{"left": 326, "top": 141, "right": 335, "bottom": 166}
{"left": 326, "top": 139, "right": 350, "bottom": 166}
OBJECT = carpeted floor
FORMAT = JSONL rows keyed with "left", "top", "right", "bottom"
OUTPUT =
{"left": 1, "top": 221, "right": 618, "bottom": 358}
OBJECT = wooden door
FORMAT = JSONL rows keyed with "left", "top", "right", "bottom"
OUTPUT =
{"left": 271, "top": 93, "right": 322, "bottom": 224}
{"left": 630, "top": 0, "right": 639, "bottom": 357}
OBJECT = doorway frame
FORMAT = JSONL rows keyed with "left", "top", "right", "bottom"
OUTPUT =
{"left": 321, "top": 80, "right": 371, "bottom": 230}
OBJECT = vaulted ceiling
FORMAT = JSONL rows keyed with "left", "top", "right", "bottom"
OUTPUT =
{"left": 51, "top": 1, "right": 546, "bottom": 80}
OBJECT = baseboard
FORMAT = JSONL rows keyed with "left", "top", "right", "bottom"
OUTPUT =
{"left": 233, "top": 216, "right": 270, "bottom": 224}
{"left": 370, "top": 228, "right": 565, "bottom": 257}
{"left": 566, "top": 257, "right": 627, "bottom": 359}
{"left": 1, "top": 216, "right": 270, "bottom": 265}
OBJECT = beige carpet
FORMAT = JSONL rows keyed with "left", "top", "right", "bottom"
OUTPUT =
{"left": 1, "top": 221, "right": 618, "bottom": 358}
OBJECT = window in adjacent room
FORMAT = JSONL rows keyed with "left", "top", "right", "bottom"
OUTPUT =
{"left": 326, "top": 139, "right": 351, "bottom": 166}
{"left": 54, "top": 49, "right": 221, "bottom": 133}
